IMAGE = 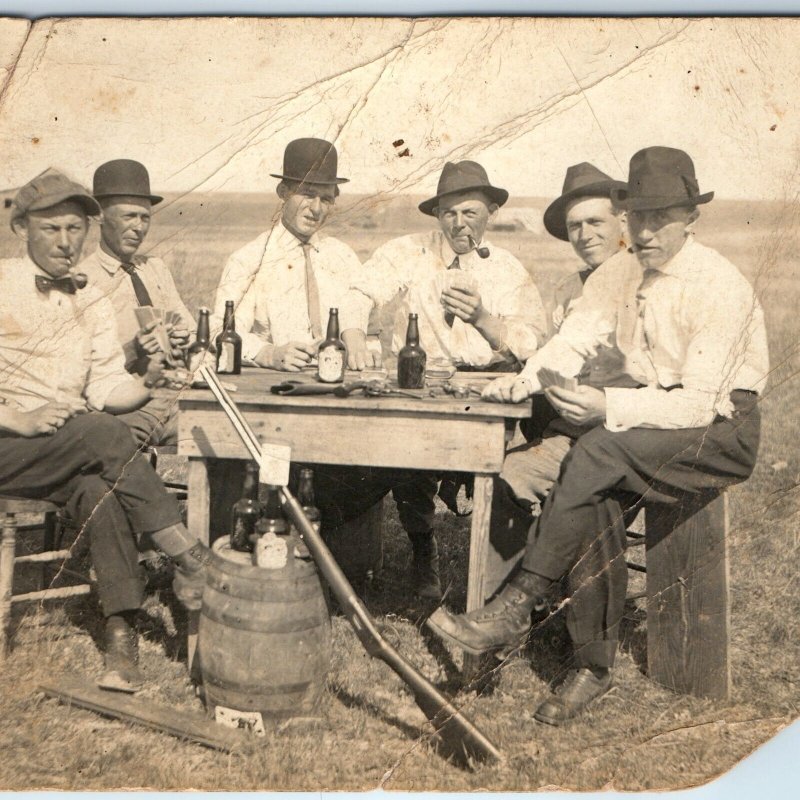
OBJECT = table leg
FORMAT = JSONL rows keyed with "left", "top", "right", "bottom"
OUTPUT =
{"left": 464, "top": 474, "right": 493, "bottom": 675}
{"left": 186, "top": 458, "right": 210, "bottom": 675}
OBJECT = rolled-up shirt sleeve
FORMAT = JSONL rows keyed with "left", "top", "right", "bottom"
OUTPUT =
{"left": 83, "top": 296, "right": 140, "bottom": 410}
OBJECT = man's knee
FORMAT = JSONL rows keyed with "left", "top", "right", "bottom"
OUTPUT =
{"left": 75, "top": 412, "right": 140, "bottom": 462}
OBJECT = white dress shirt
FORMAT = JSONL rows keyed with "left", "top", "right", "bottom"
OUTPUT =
{"left": 211, "top": 221, "right": 371, "bottom": 361}
{"left": 0, "top": 257, "right": 138, "bottom": 412}
{"left": 353, "top": 230, "right": 546, "bottom": 368}
{"left": 519, "top": 237, "right": 769, "bottom": 431}
{"left": 80, "top": 246, "right": 195, "bottom": 373}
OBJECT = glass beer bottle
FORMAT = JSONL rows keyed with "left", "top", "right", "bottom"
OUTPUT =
{"left": 295, "top": 468, "right": 319, "bottom": 559}
{"left": 253, "top": 485, "right": 290, "bottom": 568}
{"left": 186, "top": 307, "right": 213, "bottom": 373}
{"left": 230, "top": 461, "right": 261, "bottom": 553}
{"left": 317, "top": 307, "right": 347, "bottom": 383}
{"left": 397, "top": 313, "right": 426, "bottom": 389}
{"left": 215, "top": 300, "right": 242, "bottom": 375}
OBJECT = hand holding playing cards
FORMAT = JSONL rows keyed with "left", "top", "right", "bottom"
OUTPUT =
{"left": 166, "top": 321, "right": 190, "bottom": 359}
{"left": 136, "top": 320, "right": 163, "bottom": 355}
{"left": 545, "top": 385, "right": 606, "bottom": 425}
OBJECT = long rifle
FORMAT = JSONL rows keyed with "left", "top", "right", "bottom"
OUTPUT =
{"left": 198, "top": 366, "right": 503, "bottom": 767}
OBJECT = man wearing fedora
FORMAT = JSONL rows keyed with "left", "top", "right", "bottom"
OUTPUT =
{"left": 350, "top": 160, "right": 547, "bottom": 598}
{"left": 210, "top": 137, "right": 373, "bottom": 371}
{"left": 81, "top": 159, "right": 194, "bottom": 446}
{"left": 427, "top": 147, "right": 768, "bottom": 725}
{"left": 0, "top": 168, "right": 210, "bottom": 692}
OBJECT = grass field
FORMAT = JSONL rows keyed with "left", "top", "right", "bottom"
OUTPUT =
{"left": 0, "top": 194, "right": 797, "bottom": 791}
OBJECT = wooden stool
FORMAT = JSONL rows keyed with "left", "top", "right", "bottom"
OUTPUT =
{"left": 627, "top": 491, "right": 730, "bottom": 700}
{"left": 0, "top": 497, "right": 91, "bottom": 660}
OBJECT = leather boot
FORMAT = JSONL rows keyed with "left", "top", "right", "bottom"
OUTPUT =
{"left": 97, "top": 614, "right": 144, "bottom": 694}
{"left": 171, "top": 542, "right": 212, "bottom": 611}
{"left": 426, "top": 569, "right": 554, "bottom": 655}
{"left": 408, "top": 531, "right": 442, "bottom": 600}
{"left": 533, "top": 667, "right": 613, "bottom": 726}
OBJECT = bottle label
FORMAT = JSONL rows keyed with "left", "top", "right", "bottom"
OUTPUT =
{"left": 187, "top": 348, "right": 210, "bottom": 374}
{"left": 254, "top": 532, "right": 288, "bottom": 569}
{"left": 217, "top": 342, "right": 235, "bottom": 374}
{"left": 317, "top": 345, "right": 345, "bottom": 383}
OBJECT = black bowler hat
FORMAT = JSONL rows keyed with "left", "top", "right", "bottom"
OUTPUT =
{"left": 93, "top": 159, "right": 163, "bottom": 205}
{"left": 543, "top": 162, "right": 627, "bottom": 241}
{"left": 611, "top": 147, "right": 714, "bottom": 211}
{"left": 270, "top": 138, "right": 349, "bottom": 185}
{"left": 419, "top": 161, "right": 508, "bottom": 217}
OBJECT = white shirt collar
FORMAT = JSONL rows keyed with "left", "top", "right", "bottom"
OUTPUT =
{"left": 92, "top": 245, "right": 133, "bottom": 276}
{"left": 274, "top": 219, "right": 321, "bottom": 253}
{"left": 434, "top": 229, "right": 491, "bottom": 267}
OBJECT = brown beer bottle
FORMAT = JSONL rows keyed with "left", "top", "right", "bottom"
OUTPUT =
{"left": 230, "top": 461, "right": 261, "bottom": 553}
{"left": 253, "top": 485, "right": 291, "bottom": 568}
{"left": 186, "top": 307, "right": 213, "bottom": 373}
{"left": 397, "top": 313, "right": 426, "bottom": 389}
{"left": 215, "top": 300, "right": 242, "bottom": 375}
{"left": 295, "top": 468, "right": 319, "bottom": 559}
{"left": 317, "top": 307, "right": 347, "bottom": 383}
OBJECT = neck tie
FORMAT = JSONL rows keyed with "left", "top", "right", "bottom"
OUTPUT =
{"left": 121, "top": 262, "right": 153, "bottom": 307}
{"left": 301, "top": 243, "right": 323, "bottom": 340}
{"left": 631, "top": 268, "right": 660, "bottom": 385}
{"left": 444, "top": 255, "right": 460, "bottom": 327}
{"left": 35, "top": 273, "right": 88, "bottom": 295}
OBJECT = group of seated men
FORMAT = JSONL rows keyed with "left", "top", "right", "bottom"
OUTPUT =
{"left": 0, "top": 137, "right": 768, "bottom": 724}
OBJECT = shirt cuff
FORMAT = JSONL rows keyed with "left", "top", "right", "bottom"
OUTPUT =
{"left": 86, "top": 374, "right": 141, "bottom": 412}
{"left": 241, "top": 331, "right": 268, "bottom": 362}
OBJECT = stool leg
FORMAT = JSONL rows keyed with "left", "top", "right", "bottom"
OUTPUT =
{"left": 0, "top": 515, "right": 18, "bottom": 661}
{"left": 39, "top": 511, "right": 58, "bottom": 591}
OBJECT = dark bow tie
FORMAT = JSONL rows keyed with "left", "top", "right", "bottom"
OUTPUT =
{"left": 35, "top": 273, "right": 88, "bottom": 295}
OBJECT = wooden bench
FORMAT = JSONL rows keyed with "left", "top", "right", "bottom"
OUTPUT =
{"left": 0, "top": 497, "right": 92, "bottom": 660}
{"left": 627, "top": 491, "right": 730, "bottom": 700}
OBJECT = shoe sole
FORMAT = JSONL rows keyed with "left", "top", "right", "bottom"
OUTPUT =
{"left": 424, "top": 615, "right": 491, "bottom": 657}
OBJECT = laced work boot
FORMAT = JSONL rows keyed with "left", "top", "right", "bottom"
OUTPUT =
{"left": 426, "top": 569, "right": 554, "bottom": 655}
{"left": 97, "top": 613, "right": 144, "bottom": 693}
{"left": 408, "top": 531, "right": 442, "bottom": 599}
{"left": 533, "top": 667, "right": 613, "bottom": 726}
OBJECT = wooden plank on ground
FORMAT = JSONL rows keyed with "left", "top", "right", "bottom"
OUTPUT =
{"left": 38, "top": 677, "right": 254, "bottom": 752}
{"left": 645, "top": 492, "right": 730, "bottom": 700}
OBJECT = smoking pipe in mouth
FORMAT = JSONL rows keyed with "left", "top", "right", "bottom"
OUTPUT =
{"left": 467, "top": 235, "right": 490, "bottom": 259}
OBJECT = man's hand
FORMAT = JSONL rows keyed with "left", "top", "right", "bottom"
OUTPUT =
{"left": 135, "top": 321, "right": 163, "bottom": 355}
{"left": 545, "top": 385, "right": 606, "bottom": 425}
{"left": 11, "top": 402, "right": 76, "bottom": 437}
{"left": 342, "top": 328, "right": 381, "bottom": 370}
{"left": 166, "top": 322, "right": 190, "bottom": 360}
{"left": 481, "top": 374, "right": 535, "bottom": 403}
{"left": 255, "top": 341, "right": 317, "bottom": 372}
{"left": 441, "top": 285, "right": 486, "bottom": 325}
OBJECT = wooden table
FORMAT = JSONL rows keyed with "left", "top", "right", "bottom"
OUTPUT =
{"left": 178, "top": 368, "right": 530, "bottom": 617}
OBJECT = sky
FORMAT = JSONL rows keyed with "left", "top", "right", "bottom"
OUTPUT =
{"left": 0, "top": 17, "right": 798, "bottom": 201}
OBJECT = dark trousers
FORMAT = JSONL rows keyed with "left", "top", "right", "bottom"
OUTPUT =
{"left": 0, "top": 412, "right": 183, "bottom": 616}
{"left": 522, "top": 391, "right": 761, "bottom": 668}
{"left": 310, "top": 466, "right": 436, "bottom": 536}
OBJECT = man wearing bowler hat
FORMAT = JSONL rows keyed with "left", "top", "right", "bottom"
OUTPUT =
{"left": 349, "top": 160, "right": 547, "bottom": 598}
{"left": 81, "top": 159, "right": 194, "bottom": 446}
{"left": 428, "top": 147, "right": 769, "bottom": 725}
{"left": 0, "top": 168, "right": 210, "bottom": 692}
{"left": 210, "top": 137, "right": 373, "bottom": 370}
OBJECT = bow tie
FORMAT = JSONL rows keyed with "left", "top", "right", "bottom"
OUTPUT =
{"left": 35, "top": 273, "right": 88, "bottom": 295}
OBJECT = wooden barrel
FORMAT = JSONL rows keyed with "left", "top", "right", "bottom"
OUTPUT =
{"left": 199, "top": 536, "right": 332, "bottom": 725}
{"left": 322, "top": 499, "right": 384, "bottom": 584}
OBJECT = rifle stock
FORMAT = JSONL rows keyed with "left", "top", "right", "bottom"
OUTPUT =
{"left": 281, "top": 490, "right": 503, "bottom": 766}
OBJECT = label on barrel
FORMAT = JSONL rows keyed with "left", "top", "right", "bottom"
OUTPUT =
{"left": 215, "top": 706, "right": 266, "bottom": 736}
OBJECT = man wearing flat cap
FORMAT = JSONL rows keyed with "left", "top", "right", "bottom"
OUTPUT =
{"left": 428, "top": 147, "right": 769, "bottom": 725}
{"left": 0, "top": 168, "right": 209, "bottom": 692}
{"left": 349, "top": 160, "right": 547, "bottom": 598}
{"left": 210, "top": 137, "right": 372, "bottom": 371}
{"left": 81, "top": 159, "right": 194, "bottom": 446}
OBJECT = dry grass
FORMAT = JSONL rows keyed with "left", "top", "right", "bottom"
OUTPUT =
{"left": 0, "top": 194, "right": 796, "bottom": 790}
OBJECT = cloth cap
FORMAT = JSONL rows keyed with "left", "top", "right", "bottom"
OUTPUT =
{"left": 11, "top": 168, "right": 100, "bottom": 229}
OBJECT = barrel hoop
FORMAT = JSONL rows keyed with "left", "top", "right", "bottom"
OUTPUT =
{"left": 204, "top": 675, "right": 313, "bottom": 697}
{"left": 201, "top": 604, "right": 329, "bottom": 634}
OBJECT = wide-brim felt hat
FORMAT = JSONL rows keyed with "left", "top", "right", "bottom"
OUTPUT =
{"left": 270, "top": 138, "right": 349, "bottom": 185}
{"left": 610, "top": 146, "right": 714, "bottom": 211}
{"left": 543, "top": 162, "right": 627, "bottom": 241}
{"left": 418, "top": 160, "right": 508, "bottom": 216}
{"left": 93, "top": 159, "right": 163, "bottom": 205}
{"left": 11, "top": 168, "right": 101, "bottom": 228}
